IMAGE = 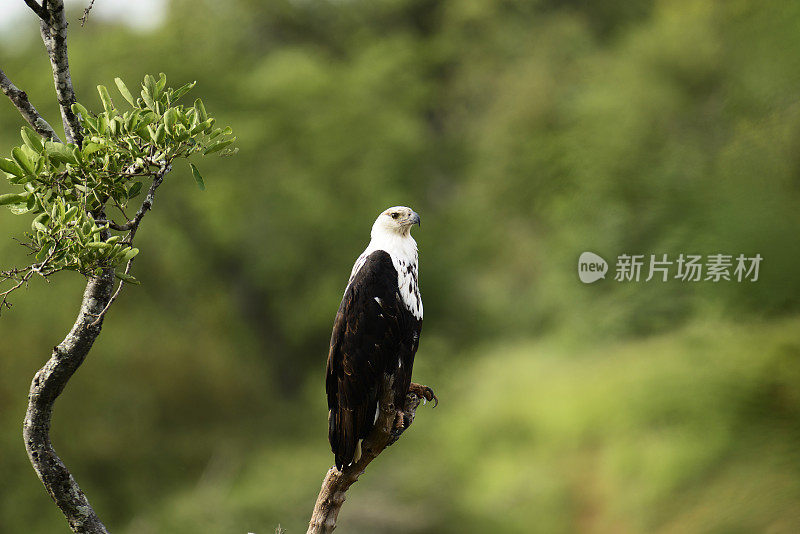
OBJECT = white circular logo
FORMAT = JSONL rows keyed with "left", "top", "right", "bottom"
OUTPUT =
{"left": 578, "top": 252, "right": 608, "bottom": 283}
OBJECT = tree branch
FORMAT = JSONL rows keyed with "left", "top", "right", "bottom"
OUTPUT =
{"left": 80, "top": 0, "right": 97, "bottom": 27}
{"left": 307, "top": 376, "right": 427, "bottom": 534}
{"left": 0, "top": 68, "right": 62, "bottom": 142}
{"left": 87, "top": 162, "right": 169, "bottom": 325}
{"left": 24, "top": 0, "right": 49, "bottom": 20}
{"left": 23, "top": 270, "right": 114, "bottom": 534}
{"left": 38, "top": 0, "right": 83, "bottom": 146}
{"left": 1, "top": 240, "right": 65, "bottom": 312}
{"left": 112, "top": 164, "right": 170, "bottom": 232}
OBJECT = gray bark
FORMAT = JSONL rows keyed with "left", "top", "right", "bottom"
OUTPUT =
{"left": 23, "top": 271, "right": 114, "bottom": 534}
{"left": 38, "top": 0, "right": 83, "bottom": 146}
{"left": 0, "top": 68, "right": 62, "bottom": 142}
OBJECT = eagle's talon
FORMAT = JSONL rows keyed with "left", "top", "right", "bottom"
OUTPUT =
{"left": 426, "top": 387, "right": 439, "bottom": 408}
{"left": 409, "top": 382, "right": 438, "bottom": 407}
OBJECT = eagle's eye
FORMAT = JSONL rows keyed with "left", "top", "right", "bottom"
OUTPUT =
{"left": 391, "top": 212, "right": 399, "bottom": 219}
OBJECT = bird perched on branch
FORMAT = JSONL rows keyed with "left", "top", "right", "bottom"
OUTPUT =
{"left": 326, "top": 206, "right": 436, "bottom": 470}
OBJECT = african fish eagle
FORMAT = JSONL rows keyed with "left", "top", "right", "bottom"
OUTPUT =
{"left": 326, "top": 206, "right": 436, "bottom": 470}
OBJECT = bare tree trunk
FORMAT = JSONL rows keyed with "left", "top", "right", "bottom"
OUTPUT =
{"left": 307, "top": 377, "right": 426, "bottom": 534}
{"left": 23, "top": 271, "right": 114, "bottom": 534}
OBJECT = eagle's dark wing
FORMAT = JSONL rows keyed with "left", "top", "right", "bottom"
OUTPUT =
{"left": 326, "top": 250, "right": 421, "bottom": 470}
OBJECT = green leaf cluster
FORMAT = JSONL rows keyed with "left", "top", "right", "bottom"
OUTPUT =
{"left": 0, "top": 74, "right": 235, "bottom": 280}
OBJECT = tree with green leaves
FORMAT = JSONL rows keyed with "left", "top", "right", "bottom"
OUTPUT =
{"left": 0, "top": 2, "right": 233, "bottom": 532}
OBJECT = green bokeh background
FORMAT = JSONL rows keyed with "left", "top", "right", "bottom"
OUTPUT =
{"left": 2, "top": 1, "right": 800, "bottom": 532}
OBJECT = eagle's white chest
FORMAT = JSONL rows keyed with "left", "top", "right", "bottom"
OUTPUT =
{"left": 390, "top": 251, "right": 422, "bottom": 320}
{"left": 349, "top": 234, "right": 422, "bottom": 320}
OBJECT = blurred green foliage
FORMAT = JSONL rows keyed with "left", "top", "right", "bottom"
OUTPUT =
{"left": 1, "top": 0, "right": 799, "bottom": 532}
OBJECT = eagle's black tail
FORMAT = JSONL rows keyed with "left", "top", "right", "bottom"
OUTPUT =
{"left": 329, "top": 403, "right": 373, "bottom": 471}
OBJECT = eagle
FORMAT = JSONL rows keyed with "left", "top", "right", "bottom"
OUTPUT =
{"left": 326, "top": 206, "right": 436, "bottom": 470}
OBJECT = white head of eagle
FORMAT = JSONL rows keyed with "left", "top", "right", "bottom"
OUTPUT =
{"left": 326, "top": 206, "right": 423, "bottom": 470}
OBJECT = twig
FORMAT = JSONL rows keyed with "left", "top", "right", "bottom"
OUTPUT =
{"left": 0, "top": 68, "right": 62, "bottom": 142}
{"left": 1, "top": 242, "right": 64, "bottom": 311}
{"left": 112, "top": 164, "right": 170, "bottom": 233}
{"left": 79, "top": 0, "right": 96, "bottom": 26}
{"left": 38, "top": 0, "right": 83, "bottom": 146}
{"left": 307, "top": 376, "right": 426, "bottom": 534}
{"left": 111, "top": 195, "right": 130, "bottom": 224}
{"left": 0, "top": 277, "right": 28, "bottom": 311}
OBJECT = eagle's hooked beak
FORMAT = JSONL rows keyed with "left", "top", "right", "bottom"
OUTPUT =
{"left": 410, "top": 211, "right": 421, "bottom": 227}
